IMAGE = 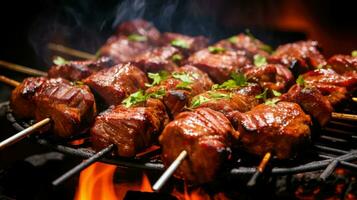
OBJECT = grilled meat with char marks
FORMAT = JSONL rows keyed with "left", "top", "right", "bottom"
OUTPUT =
{"left": 91, "top": 98, "right": 169, "bottom": 157}
{"left": 188, "top": 48, "right": 251, "bottom": 83}
{"left": 116, "top": 19, "right": 161, "bottom": 44}
{"left": 160, "top": 32, "right": 208, "bottom": 55}
{"left": 160, "top": 108, "right": 239, "bottom": 184}
{"left": 228, "top": 101, "right": 312, "bottom": 159}
{"left": 132, "top": 46, "right": 182, "bottom": 73}
{"left": 328, "top": 54, "right": 357, "bottom": 75}
{"left": 269, "top": 40, "right": 327, "bottom": 75}
{"left": 84, "top": 63, "right": 148, "bottom": 105}
{"left": 146, "top": 65, "right": 213, "bottom": 117}
{"left": 48, "top": 57, "right": 114, "bottom": 81}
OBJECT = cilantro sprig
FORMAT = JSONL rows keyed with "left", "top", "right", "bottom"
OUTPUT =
{"left": 212, "top": 73, "right": 248, "bottom": 90}
{"left": 122, "top": 88, "right": 166, "bottom": 108}
{"left": 265, "top": 98, "right": 280, "bottom": 106}
{"left": 128, "top": 34, "right": 147, "bottom": 42}
{"left": 253, "top": 54, "right": 267, "bottom": 67}
{"left": 172, "top": 72, "right": 199, "bottom": 90}
{"left": 145, "top": 71, "right": 169, "bottom": 87}
{"left": 171, "top": 39, "right": 189, "bottom": 49}
{"left": 190, "top": 91, "right": 232, "bottom": 108}
{"left": 53, "top": 56, "right": 69, "bottom": 66}
{"left": 296, "top": 75, "right": 305, "bottom": 87}
{"left": 208, "top": 46, "right": 225, "bottom": 54}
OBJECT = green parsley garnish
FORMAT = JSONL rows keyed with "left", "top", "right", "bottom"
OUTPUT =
{"left": 145, "top": 71, "right": 169, "bottom": 87}
{"left": 231, "top": 72, "right": 248, "bottom": 86}
{"left": 190, "top": 91, "right": 232, "bottom": 108}
{"left": 296, "top": 75, "right": 305, "bottom": 87}
{"left": 176, "top": 82, "right": 192, "bottom": 90}
{"left": 128, "top": 34, "right": 147, "bottom": 42}
{"left": 172, "top": 54, "right": 183, "bottom": 64}
{"left": 53, "top": 56, "right": 69, "bottom": 66}
{"left": 255, "top": 88, "right": 268, "bottom": 100}
{"left": 264, "top": 98, "right": 280, "bottom": 106}
{"left": 208, "top": 46, "right": 225, "bottom": 54}
{"left": 122, "top": 88, "right": 166, "bottom": 108}
{"left": 352, "top": 50, "right": 357, "bottom": 57}
{"left": 260, "top": 44, "right": 273, "bottom": 53}
{"left": 228, "top": 36, "right": 237, "bottom": 44}
{"left": 171, "top": 39, "right": 189, "bottom": 49}
{"left": 272, "top": 89, "right": 281, "bottom": 97}
{"left": 190, "top": 95, "right": 211, "bottom": 108}
{"left": 212, "top": 73, "right": 248, "bottom": 90}
{"left": 253, "top": 54, "right": 267, "bottom": 67}
{"left": 172, "top": 72, "right": 199, "bottom": 90}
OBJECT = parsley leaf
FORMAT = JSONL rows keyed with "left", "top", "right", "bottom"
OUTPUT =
{"left": 255, "top": 88, "right": 268, "bottom": 100}
{"left": 128, "top": 34, "right": 147, "bottom": 42}
{"left": 272, "top": 90, "right": 281, "bottom": 97}
{"left": 53, "top": 56, "right": 69, "bottom": 66}
{"left": 147, "top": 88, "right": 166, "bottom": 99}
{"left": 253, "top": 54, "right": 267, "bottom": 67}
{"left": 172, "top": 54, "right": 183, "bottom": 64}
{"left": 352, "top": 50, "right": 357, "bottom": 57}
{"left": 172, "top": 72, "right": 199, "bottom": 90}
{"left": 296, "top": 75, "right": 305, "bottom": 87}
{"left": 264, "top": 98, "right": 280, "bottom": 106}
{"left": 176, "top": 82, "right": 192, "bottom": 90}
{"left": 145, "top": 71, "right": 169, "bottom": 87}
{"left": 208, "top": 46, "right": 225, "bottom": 54}
{"left": 171, "top": 39, "right": 189, "bottom": 49}
{"left": 191, "top": 95, "right": 211, "bottom": 108}
{"left": 212, "top": 73, "right": 248, "bottom": 90}
{"left": 231, "top": 72, "right": 248, "bottom": 87}
{"left": 122, "top": 90, "right": 147, "bottom": 107}
{"left": 208, "top": 91, "right": 232, "bottom": 99}
{"left": 228, "top": 36, "right": 237, "bottom": 44}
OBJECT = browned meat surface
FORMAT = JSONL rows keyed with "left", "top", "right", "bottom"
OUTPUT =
{"left": 10, "top": 77, "right": 49, "bottom": 119}
{"left": 48, "top": 57, "right": 114, "bottom": 81}
{"left": 132, "top": 46, "right": 182, "bottom": 73}
{"left": 328, "top": 54, "right": 357, "bottom": 75}
{"left": 242, "top": 63, "right": 294, "bottom": 92}
{"left": 91, "top": 98, "right": 169, "bottom": 157}
{"left": 146, "top": 65, "right": 213, "bottom": 117}
{"left": 269, "top": 40, "right": 327, "bottom": 75}
{"left": 84, "top": 63, "right": 148, "bottom": 105}
{"left": 216, "top": 33, "right": 270, "bottom": 59}
{"left": 98, "top": 35, "right": 153, "bottom": 64}
{"left": 188, "top": 48, "right": 251, "bottom": 83}
{"left": 160, "top": 32, "right": 208, "bottom": 54}
{"left": 281, "top": 84, "right": 333, "bottom": 127}
{"left": 115, "top": 19, "right": 161, "bottom": 44}
{"left": 228, "top": 101, "right": 312, "bottom": 159}
{"left": 189, "top": 84, "right": 262, "bottom": 115}
{"left": 32, "top": 78, "right": 97, "bottom": 138}
{"left": 160, "top": 108, "right": 239, "bottom": 183}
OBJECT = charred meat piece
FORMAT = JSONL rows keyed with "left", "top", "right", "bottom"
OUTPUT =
{"left": 115, "top": 19, "right": 161, "bottom": 44}
{"left": 33, "top": 78, "right": 97, "bottom": 138}
{"left": 188, "top": 47, "right": 251, "bottom": 83}
{"left": 48, "top": 57, "right": 114, "bottom": 81}
{"left": 228, "top": 101, "right": 312, "bottom": 159}
{"left": 281, "top": 84, "right": 333, "bottom": 127}
{"left": 132, "top": 46, "right": 182, "bottom": 73}
{"left": 190, "top": 84, "right": 262, "bottom": 115}
{"left": 269, "top": 40, "right": 327, "bottom": 75}
{"left": 328, "top": 54, "right": 357, "bottom": 75}
{"left": 98, "top": 35, "right": 153, "bottom": 64}
{"left": 84, "top": 63, "right": 148, "bottom": 105}
{"left": 160, "top": 108, "right": 239, "bottom": 184}
{"left": 91, "top": 98, "right": 169, "bottom": 157}
{"left": 242, "top": 63, "right": 294, "bottom": 92}
{"left": 146, "top": 65, "right": 213, "bottom": 117}
{"left": 10, "top": 77, "right": 49, "bottom": 119}
{"left": 160, "top": 32, "right": 208, "bottom": 55}
{"left": 216, "top": 33, "right": 270, "bottom": 59}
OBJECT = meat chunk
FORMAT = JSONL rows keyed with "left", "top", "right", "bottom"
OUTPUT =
{"left": 84, "top": 63, "right": 148, "bottom": 105}
{"left": 216, "top": 33, "right": 270, "bottom": 59}
{"left": 160, "top": 108, "right": 239, "bottom": 183}
{"left": 189, "top": 84, "right": 262, "bottom": 116}
{"left": 98, "top": 35, "right": 153, "bottom": 64}
{"left": 33, "top": 78, "right": 97, "bottom": 138}
{"left": 228, "top": 101, "right": 312, "bottom": 159}
{"left": 281, "top": 84, "right": 333, "bottom": 127}
{"left": 132, "top": 46, "right": 182, "bottom": 73}
{"left": 146, "top": 65, "right": 213, "bottom": 117}
{"left": 48, "top": 57, "right": 114, "bottom": 81}
{"left": 269, "top": 40, "right": 327, "bottom": 75}
{"left": 241, "top": 63, "right": 294, "bottom": 92}
{"left": 10, "top": 77, "right": 49, "bottom": 119}
{"left": 328, "top": 54, "right": 357, "bottom": 75}
{"left": 115, "top": 19, "right": 161, "bottom": 44}
{"left": 160, "top": 32, "right": 208, "bottom": 55}
{"left": 188, "top": 47, "right": 251, "bottom": 83}
{"left": 91, "top": 98, "right": 169, "bottom": 157}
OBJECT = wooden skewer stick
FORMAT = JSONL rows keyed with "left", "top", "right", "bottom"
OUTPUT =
{"left": 247, "top": 152, "right": 272, "bottom": 187}
{"left": 48, "top": 43, "right": 96, "bottom": 60}
{"left": 52, "top": 144, "right": 115, "bottom": 186}
{"left": 152, "top": 150, "right": 188, "bottom": 192}
{"left": 0, "top": 118, "right": 51, "bottom": 150}
{"left": 0, "top": 60, "right": 47, "bottom": 77}
{"left": 0, "top": 75, "right": 20, "bottom": 87}
{"left": 332, "top": 112, "right": 357, "bottom": 121}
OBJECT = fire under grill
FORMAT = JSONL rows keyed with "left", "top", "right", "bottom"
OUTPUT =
{"left": 3, "top": 101, "right": 357, "bottom": 180}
